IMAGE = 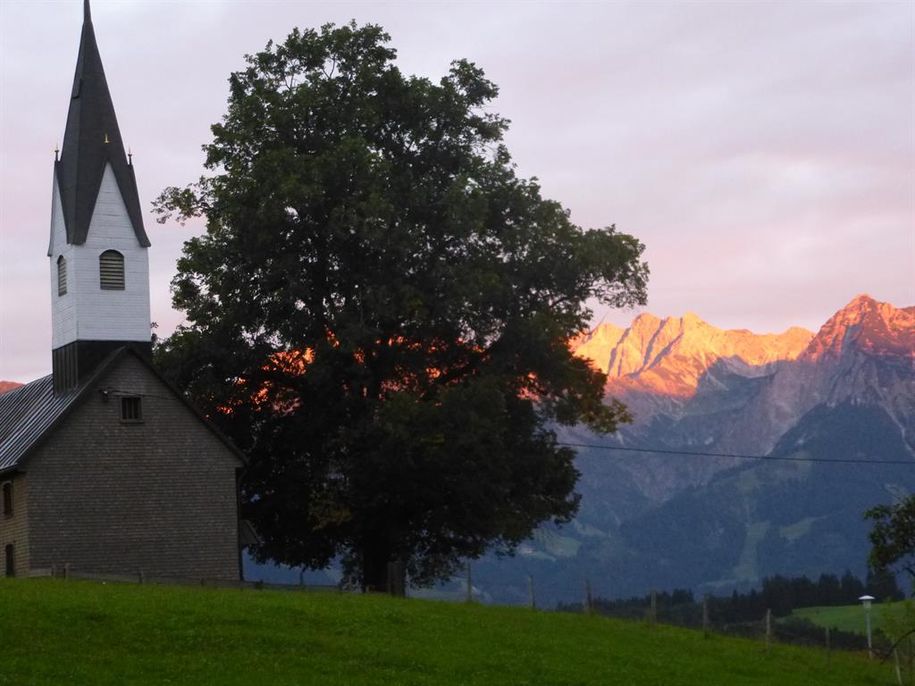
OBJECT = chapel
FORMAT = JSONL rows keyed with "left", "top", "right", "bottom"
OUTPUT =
{"left": 0, "top": 0, "right": 245, "bottom": 581}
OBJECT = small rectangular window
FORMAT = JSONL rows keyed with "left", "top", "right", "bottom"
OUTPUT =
{"left": 2, "top": 482, "right": 11, "bottom": 517}
{"left": 121, "top": 396, "right": 142, "bottom": 422}
{"left": 4, "top": 544, "right": 14, "bottom": 577}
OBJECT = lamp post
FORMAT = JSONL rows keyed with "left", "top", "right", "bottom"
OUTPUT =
{"left": 859, "top": 595, "right": 875, "bottom": 659}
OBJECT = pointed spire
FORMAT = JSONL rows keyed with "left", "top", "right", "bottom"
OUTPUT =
{"left": 55, "top": 0, "right": 150, "bottom": 247}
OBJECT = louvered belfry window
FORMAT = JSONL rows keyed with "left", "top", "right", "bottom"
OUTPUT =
{"left": 57, "top": 256, "right": 67, "bottom": 296}
{"left": 99, "top": 250, "right": 125, "bottom": 290}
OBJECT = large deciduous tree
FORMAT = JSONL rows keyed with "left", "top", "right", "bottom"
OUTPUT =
{"left": 154, "top": 22, "right": 648, "bottom": 592}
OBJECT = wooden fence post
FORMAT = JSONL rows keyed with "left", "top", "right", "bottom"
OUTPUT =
{"left": 384, "top": 560, "right": 406, "bottom": 597}
{"left": 907, "top": 636, "right": 913, "bottom": 684}
{"left": 825, "top": 626, "right": 830, "bottom": 667}
{"left": 702, "top": 594, "right": 709, "bottom": 638}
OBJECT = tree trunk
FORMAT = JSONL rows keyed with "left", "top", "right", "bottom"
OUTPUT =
{"left": 361, "top": 539, "right": 407, "bottom": 596}
{"left": 361, "top": 544, "right": 388, "bottom": 593}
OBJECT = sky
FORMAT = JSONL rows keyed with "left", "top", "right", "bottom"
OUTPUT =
{"left": 0, "top": 0, "right": 912, "bottom": 381}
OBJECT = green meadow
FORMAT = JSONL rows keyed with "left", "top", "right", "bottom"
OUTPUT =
{"left": 791, "top": 602, "right": 906, "bottom": 635}
{"left": 0, "top": 579, "right": 897, "bottom": 685}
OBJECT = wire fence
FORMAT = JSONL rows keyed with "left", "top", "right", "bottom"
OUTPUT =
{"left": 28, "top": 564, "right": 341, "bottom": 593}
{"left": 547, "top": 582, "right": 899, "bottom": 657}
{"left": 456, "top": 567, "right": 914, "bottom": 661}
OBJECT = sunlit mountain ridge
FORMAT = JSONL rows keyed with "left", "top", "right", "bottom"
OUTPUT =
{"left": 571, "top": 295, "right": 914, "bottom": 448}
{"left": 574, "top": 311, "right": 812, "bottom": 407}
{"left": 574, "top": 293, "right": 912, "bottom": 402}
{"left": 461, "top": 294, "right": 915, "bottom": 604}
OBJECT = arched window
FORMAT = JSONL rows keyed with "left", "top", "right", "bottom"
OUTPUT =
{"left": 57, "top": 255, "right": 67, "bottom": 296}
{"left": 99, "top": 250, "right": 125, "bottom": 290}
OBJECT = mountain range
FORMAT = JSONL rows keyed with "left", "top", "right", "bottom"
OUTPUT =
{"left": 578, "top": 294, "right": 913, "bottom": 463}
{"left": 467, "top": 294, "right": 915, "bottom": 605}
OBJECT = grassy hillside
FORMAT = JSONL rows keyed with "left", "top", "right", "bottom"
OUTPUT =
{"left": 792, "top": 602, "right": 905, "bottom": 634}
{"left": 0, "top": 579, "right": 897, "bottom": 685}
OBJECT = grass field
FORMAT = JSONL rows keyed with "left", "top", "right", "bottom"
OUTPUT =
{"left": 791, "top": 602, "right": 906, "bottom": 635}
{"left": 0, "top": 579, "right": 899, "bottom": 685}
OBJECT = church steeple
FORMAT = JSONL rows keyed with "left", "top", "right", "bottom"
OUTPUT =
{"left": 54, "top": 0, "right": 149, "bottom": 249}
{"left": 49, "top": 0, "right": 152, "bottom": 393}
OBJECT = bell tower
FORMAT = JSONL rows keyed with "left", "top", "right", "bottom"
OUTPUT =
{"left": 49, "top": 0, "right": 152, "bottom": 393}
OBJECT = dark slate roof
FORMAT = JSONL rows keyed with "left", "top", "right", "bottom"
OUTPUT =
{"left": 0, "top": 375, "right": 81, "bottom": 473}
{"left": 54, "top": 0, "right": 150, "bottom": 250}
{"left": 0, "top": 347, "right": 245, "bottom": 476}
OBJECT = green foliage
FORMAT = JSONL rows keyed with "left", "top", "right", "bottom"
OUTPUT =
{"left": 879, "top": 599, "right": 915, "bottom": 676}
{"left": 867, "top": 496, "right": 915, "bottom": 583}
{"left": 153, "top": 22, "right": 648, "bottom": 590}
{"left": 0, "top": 579, "right": 894, "bottom": 686}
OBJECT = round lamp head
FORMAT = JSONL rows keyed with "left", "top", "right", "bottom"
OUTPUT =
{"left": 859, "top": 594, "right": 875, "bottom": 609}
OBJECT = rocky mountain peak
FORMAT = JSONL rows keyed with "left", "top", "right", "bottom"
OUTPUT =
{"left": 803, "top": 295, "right": 915, "bottom": 361}
{"left": 567, "top": 296, "right": 911, "bottom": 444}
{"left": 681, "top": 311, "right": 704, "bottom": 327}
{"left": 571, "top": 323, "right": 625, "bottom": 375}
{"left": 573, "top": 310, "right": 813, "bottom": 400}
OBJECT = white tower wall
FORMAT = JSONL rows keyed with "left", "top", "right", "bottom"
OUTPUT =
{"left": 49, "top": 176, "right": 76, "bottom": 348}
{"left": 50, "top": 163, "right": 151, "bottom": 348}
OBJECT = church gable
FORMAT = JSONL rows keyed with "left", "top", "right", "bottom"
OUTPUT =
{"left": 18, "top": 350, "right": 244, "bottom": 580}
{"left": 78, "top": 351, "right": 245, "bottom": 470}
{"left": 0, "top": 348, "right": 243, "bottom": 478}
